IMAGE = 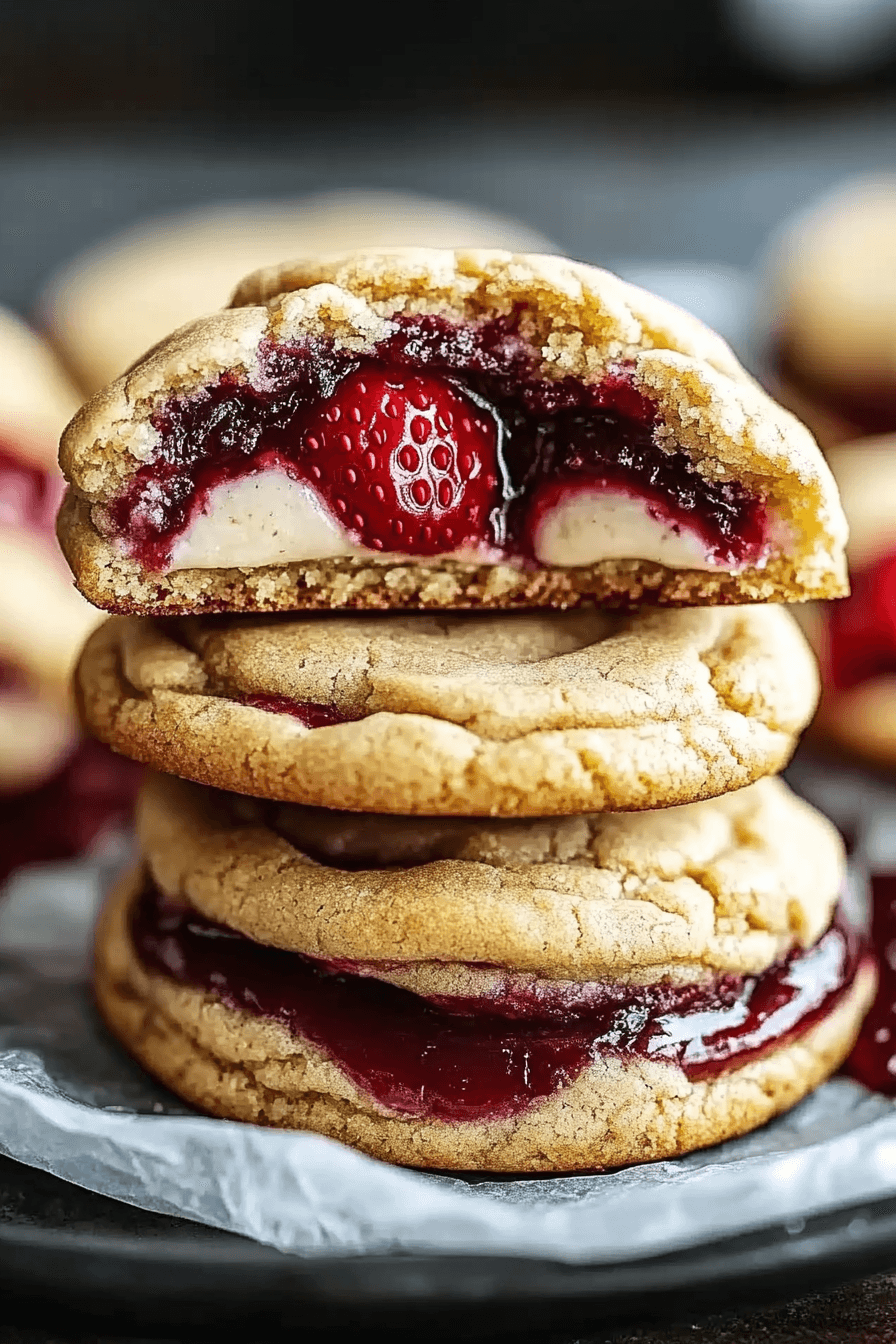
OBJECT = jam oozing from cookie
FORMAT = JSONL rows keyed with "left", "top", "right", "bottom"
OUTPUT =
{"left": 131, "top": 881, "right": 864, "bottom": 1123}
{"left": 237, "top": 695, "right": 355, "bottom": 728}
{"left": 776, "top": 344, "right": 896, "bottom": 439}
{"left": 845, "top": 873, "right": 896, "bottom": 1094}
{"left": 98, "top": 315, "right": 768, "bottom": 574}
{"left": 826, "top": 551, "right": 896, "bottom": 692}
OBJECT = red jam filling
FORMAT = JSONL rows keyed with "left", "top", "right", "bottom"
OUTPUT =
{"left": 0, "top": 442, "right": 64, "bottom": 536}
{"left": 131, "top": 880, "right": 864, "bottom": 1124}
{"left": 237, "top": 695, "right": 356, "bottom": 728}
{"left": 0, "top": 740, "right": 142, "bottom": 891}
{"left": 776, "top": 344, "right": 896, "bottom": 438}
{"left": 99, "top": 315, "right": 768, "bottom": 573}
{"left": 846, "top": 873, "right": 896, "bottom": 1094}
{"left": 826, "top": 550, "right": 896, "bottom": 692}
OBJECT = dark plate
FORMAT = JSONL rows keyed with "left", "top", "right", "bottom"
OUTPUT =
{"left": 3, "top": 1153, "right": 896, "bottom": 1340}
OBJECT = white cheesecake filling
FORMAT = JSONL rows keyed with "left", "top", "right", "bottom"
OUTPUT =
{"left": 169, "top": 472, "right": 373, "bottom": 571}
{"left": 167, "top": 469, "right": 742, "bottom": 573}
{"left": 532, "top": 488, "right": 723, "bottom": 571}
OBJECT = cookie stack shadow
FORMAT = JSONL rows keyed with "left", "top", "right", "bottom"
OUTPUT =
{"left": 60, "top": 248, "right": 876, "bottom": 1172}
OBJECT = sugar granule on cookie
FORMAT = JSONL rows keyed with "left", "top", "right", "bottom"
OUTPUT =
{"left": 58, "top": 249, "right": 847, "bottom": 615}
{"left": 93, "top": 775, "right": 875, "bottom": 1171}
{"left": 76, "top": 604, "right": 819, "bottom": 815}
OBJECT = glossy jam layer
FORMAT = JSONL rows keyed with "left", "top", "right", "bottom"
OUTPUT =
{"left": 846, "top": 874, "right": 896, "bottom": 1094}
{"left": 100, "top": 316, "right": 767, "bottom": 573}
{"left": 131, "top": 881, "right": 864, "bottom": 1124}
{"left": 238, "top": 695, "right": 355, "bottom": 728}
{"left": 0, "top": 740, "right": 142, "bottom": 889}
{"left": 776, "top": 345, "right": 896, "bottom": 438}
{"left": 826, "top": 550, "right": 896, "bottom": 692}
{"left": 0, "top": 443, "right": 64, "bottom": 536}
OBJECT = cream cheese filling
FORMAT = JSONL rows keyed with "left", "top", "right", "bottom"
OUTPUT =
{"left": 531, "top": 488, "right": 722, "bottom": 571}
{"left": 167, "top": 469, "right": 735, "bottom": 573}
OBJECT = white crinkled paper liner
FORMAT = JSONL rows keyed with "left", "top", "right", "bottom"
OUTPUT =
{"left": 1, "top": 827, "right": 895, "bottom": 1263}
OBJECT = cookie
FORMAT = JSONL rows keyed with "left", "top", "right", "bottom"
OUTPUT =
{"left": 762, "top": 176, "right": 896, "bottom": 448}
{"left": 76, "top": 604, "right": 818, "bottom": 815}
{"left": 41, "top": 193, "right": 555, "bottom": 396}
{"left": 94, "top": 843, "right": 873, "bottom": 1171}
{"left": 804, "top": 435, "right": 896, "bottom": 767}
{"left": 138, "top": 771, "right": 844, "bottom": 981}
{"left": 0, "top": 310, "right": 100, "bottom": 786}
{"left": 58, "top": 248, "right": 847, "bottom": 616}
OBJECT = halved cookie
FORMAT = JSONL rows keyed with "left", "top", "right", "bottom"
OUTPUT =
{"left": 41, "top": 192, "right": 555, "bottom": 396}
{"left": 95, "top": 781, "right": 873, "bottom": 1170}
{"left": 77, "top": 604, "right": 818, "bottom": 815}
{"left": 59, "top": 249, "right": 847, "bottom": 614}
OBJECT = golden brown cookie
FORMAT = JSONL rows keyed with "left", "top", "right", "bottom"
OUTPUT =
{"left": 59, "top": 249, "right": 847, "bottom": 615}
{"left": 802, "top": 436, "right": 896, "bottom": 767}
{"left": 77, "top": 604, "right": 818, "bottom": 815}
{"left": 762, "top": 177, "right": 896, "bottom": 449}
{"left": 138, "top": 771, "right": 844, "bottom": 981}
{"left": 94, "top": 864, "right": 874, "bottom": 1172}
{"left": 41, "top": 192, "right": 555, "bottom": 396}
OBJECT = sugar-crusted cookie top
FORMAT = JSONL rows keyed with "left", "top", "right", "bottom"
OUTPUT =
{"left": 138, "top": 772, "right": 844, "bottom": 980}
{"left": 59, "top": 248, "right": 846, "bottom": 602}
{"left": 42, "top": 194, "right": 555, "bottom": 396}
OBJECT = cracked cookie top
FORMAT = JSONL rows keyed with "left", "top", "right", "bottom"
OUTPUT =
{"left": 137, "top": 771, "right": 844, "bottom": 981}
{"left": 77, "top": 604, "right": 817, "bottom": 815}
{"left": 58, "top": 248, "right": 847, "bottom": 615}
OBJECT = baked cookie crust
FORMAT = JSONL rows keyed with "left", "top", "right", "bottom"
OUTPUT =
{"left": 77, "top": 604, "right": 818, "bottom": 815}
{"left": 95, "top": 868, "right": 874, "bottom": 1172}
{"left": 58, "top": 249, "right": 847, "bottom": 613}
{"left": 138, "top": 772, "right": 844, "bottom": 981}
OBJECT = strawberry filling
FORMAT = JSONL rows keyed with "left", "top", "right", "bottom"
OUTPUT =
{"left": 131, "top": 878, "right": 864, "bottom": 1124}
{"left": 826, "top": 551, "right": 896, "bottom": 692}
{"left": 98, "top": 315, "right": 768, "bottom": 574}
{"left": 237, "top": 695, "right": 356, "bottom": 727}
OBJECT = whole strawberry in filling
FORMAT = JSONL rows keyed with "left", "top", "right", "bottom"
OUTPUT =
{"left": 100, "top": 316, "right": 768, "bottom": 573}
{"left": 298, "top": 365, "right": 500, "bottom": 555}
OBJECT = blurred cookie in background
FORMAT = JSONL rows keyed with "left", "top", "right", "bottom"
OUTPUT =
{"left": 0, "top": 307, "right": 100, "bottom": 791}
{"left": 39, "top": 190, "right": 556, "bottom": 396}
{"left": 807, "top": 436, "right": 896, "bottom": 768}
{"left": 760, "top": 177, "right": 896, "bottom": 450}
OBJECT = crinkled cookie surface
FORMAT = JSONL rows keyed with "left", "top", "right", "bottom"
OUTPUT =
{"left": 78, "top": 605, "right": 818, "bottom": 814}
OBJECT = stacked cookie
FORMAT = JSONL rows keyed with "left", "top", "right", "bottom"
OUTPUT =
{"left": 60, "top": 249, "right": 875, "bottom": 1171}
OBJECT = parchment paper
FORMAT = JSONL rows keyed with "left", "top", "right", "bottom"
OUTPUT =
{"left": 1, "top": 814, "right": 895, "bottom": 1264}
